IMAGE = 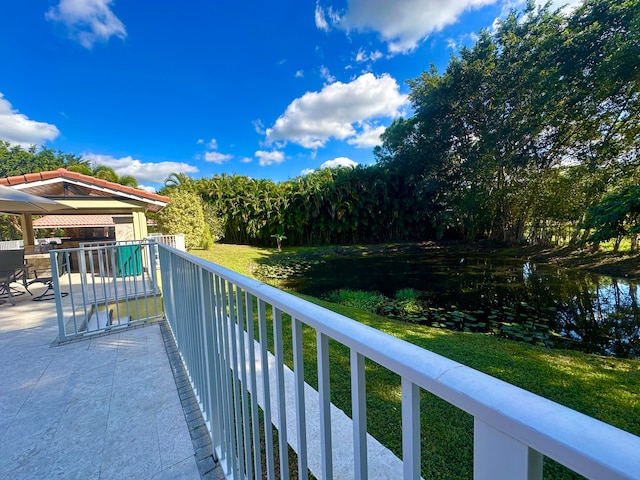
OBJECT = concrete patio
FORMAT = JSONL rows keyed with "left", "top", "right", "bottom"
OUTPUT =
{"left": 0, "top": 283, "right": 225, "bottom": 479}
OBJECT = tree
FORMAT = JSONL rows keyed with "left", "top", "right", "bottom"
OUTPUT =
{"left": 156, "top": 190, "right": 206, "bottom": 250}
{"left": 0, "top": 141, "right": 88, "bottom": 178}
{"left": 582, "top": 185, "right": 640, "bottom": 252}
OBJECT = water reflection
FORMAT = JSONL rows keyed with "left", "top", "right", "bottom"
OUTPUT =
{"left": 287, "top": 254, "right": 640, "bottom": 358}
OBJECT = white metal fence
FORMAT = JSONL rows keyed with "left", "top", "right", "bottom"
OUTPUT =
{"left": 0, "top": 240, "right": 23, "bottom": 250}
{"left": 158, "top": 243, "right": 640, "bottom": 480}
{"left": 52, "top": 242, "right": 163, "bottom": 341}
{"left": 147, "top": 233, "right": 186, "bottom": 251}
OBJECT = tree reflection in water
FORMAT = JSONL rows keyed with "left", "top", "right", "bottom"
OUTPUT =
{"left": 289, "top": 254, "right": 640, "bottom": 358}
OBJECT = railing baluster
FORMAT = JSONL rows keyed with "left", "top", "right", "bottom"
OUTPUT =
{"left": 474, "top": 419, "right": 543, "bottom": 480}
{"left": 317, "top": 331, "right": 333, "bottom": 480}
{"left": 245, "top": 292, "right": 263, "bottom": 480}
{"left": 221, "top": 279, "right": 240, "bottom": 477}
{"left": 199, "top": 269, "right": 215, "bottom": 429}
{"left": 351, "top": 350, "right": 367, "bottom": 480}
{"left": 402, "top": 377, "right": 420, "bottom": 480}
{"left": 210, "top": 274, "right": 226, "bottom": 460}
{"left": 272, "top": 307, "right": 289, "bottom": 479}
{"left": 227, "top": 281, "right": 246, "bottom": 480}
{"left": 292, "top": 317, "right": 308, "bottom": 480}
{"left": 235, "top": 287, "right": 253, "bottom": 480}
{"left": 258, "top": 299, "right": 276, "bottom": 480}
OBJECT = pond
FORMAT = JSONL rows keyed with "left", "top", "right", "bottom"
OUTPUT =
{"left": 279, "top": 253, "right": 640, "bottom": 358}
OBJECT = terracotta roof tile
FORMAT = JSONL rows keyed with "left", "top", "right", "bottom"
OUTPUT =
{"left": 33, "top": 214, "right": 117, "bottom": 228}
{"left": 0, "top": 168, "right": 169, "bottom": 204}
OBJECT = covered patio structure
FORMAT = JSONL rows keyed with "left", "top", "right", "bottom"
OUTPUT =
{"left": 0, "top": 168, "right": 169, "bottom": 253}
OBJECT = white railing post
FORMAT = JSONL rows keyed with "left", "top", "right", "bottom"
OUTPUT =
{"left": 292, "top": 317, "right": 309, "bottom": 480}
{"left": 474, "top": 419, "right": 543, "bottom": 480}
{"left": 317, "top": 332, "right": 333, "bottom": 480}
{"left": 258, "top": 299, "right": 276, "bottom": 480}
{"left": 273, "top": 307, "right": 290, "bottom": 479}
{"left": 402, "top": 377, "right": 420, "bottom": 480}
{"left": 351, "top": 350, "right": 367, "bottom": 480}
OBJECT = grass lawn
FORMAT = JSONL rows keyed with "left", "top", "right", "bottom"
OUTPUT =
{"left": 191, "top": 244, "right": 640, "bottom": 479}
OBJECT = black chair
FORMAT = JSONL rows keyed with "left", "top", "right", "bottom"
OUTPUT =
{"left": 0, "top": 249, "right": 32, "bottom": 305}
{"left": 29, "top": 251, "right": 69, "bottom": 301}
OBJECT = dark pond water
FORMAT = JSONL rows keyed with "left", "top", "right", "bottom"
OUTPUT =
{"left": 284, "top": 253, "right": 640, "bottom": 358}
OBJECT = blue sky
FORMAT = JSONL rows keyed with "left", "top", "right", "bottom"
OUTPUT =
{"left": 0, "top": 0, "right": 579, "bottom": 191}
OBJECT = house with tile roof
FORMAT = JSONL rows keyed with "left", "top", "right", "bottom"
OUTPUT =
{"left": 0, "top": 168, "right": 169, "bottom": 250}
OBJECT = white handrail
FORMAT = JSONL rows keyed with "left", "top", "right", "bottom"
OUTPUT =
{"left": 158, "top": 243, "right": 640, "bottom": 480}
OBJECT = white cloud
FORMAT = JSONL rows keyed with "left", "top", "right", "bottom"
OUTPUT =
{"left": 295, "top": 70, "right": 305, "bottom": 78}
{"left": 240, "top": 157, "right": 253, "bottom": 163}
{"left": 355, "top": 48, "right": 383, "bottom": 63}
{"left": 446, "top": 31, "right": 480, "bottom": 51}
{"left": 320, "top": 157, "right": 358, "bottom": 169}
{"left": 137, "top": 184, "right": 157, "bottom": 193}
{"left": 0, "top": 93, "right": 60, "bottom": 147}
{"left": 255, "top": 150, "right": 285, "bottom": 166}
{"left": 532, "top": 0, "right": 583, "bottom": 12}
{"left": 319, "top": 65, "right": 336, "bottom": 83}
{"left": 83, "top": 153, "right": 199, "bottom": 185}
{"left": 347, "top": 123, "right": 386, "bottom": 148}
{"left": 252, "top": 119, "right": 266, "bottom": 135}
{"left": 207, "top": 138, "right": 218, "bottom": 149}
{"left": 265, "top": 73, "right": 407, "bottom": 149}
{"left": 196, "top": 138, "right": 204, "bottom": 144}
{"left": 46, "top": 0, "right": 127, "bottom": 49}
{"left": 301, "top": 168, "right": 315, "bottom": 175}
{"left": 204, "top": 151, "right": 232, "bottom": 164}
{"left": 315, "top": 2, "right": 330, "bottom": 31}
{"left": 328, "top": 0, "right": 498, "bottom": 53}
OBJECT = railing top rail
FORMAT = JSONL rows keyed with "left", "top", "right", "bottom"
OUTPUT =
{"left": 159, "top": 243, "right": 640, "bottom": 480}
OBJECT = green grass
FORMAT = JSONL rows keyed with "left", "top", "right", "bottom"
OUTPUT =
{"left": 191, "top": 243, "right": 640, "bottom": 479}
{"left": 191, "top": 243, "right": 275, "bottom": 277}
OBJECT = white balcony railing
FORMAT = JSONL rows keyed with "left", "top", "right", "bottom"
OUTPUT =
{"left": 147, "top": 233, "right": 186, "bottom": 251}
{"left": 158, "top": 243, "right": 640, "bottom": 480}
{"left": 52, "top": 242, "right": 163, "bottom": 341}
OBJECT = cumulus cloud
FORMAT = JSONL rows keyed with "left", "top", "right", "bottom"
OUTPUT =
{"left": 347, "top": 123, "right": 386, "bottom": 148}
{"left": 204, "top": 151, "right": 232, "bottom": 164}
{"left": 301, "top": 168, "right": 315, "bottom": 175}
{"left": 83, "top": 153, "right": 199, "bottom": 185}
{"left": 46, "top": 0, "right": 127, "bottom": 49}
{"left": 200, "top": 137, "right": 232, "bottom": 164}
{"left": 0, "top": 93, "right": 60, "bottom": 147}
{"left": 265, "top": 73, "right": 407, "bottom": 149}
{"left": 324, "top": 0, "right": 498, "bottom": 53}
{"left": 320, "top": 157, "right": 358, "bottom": 169}
{"left": 255, "top": 150, "right": 285, "bottom": 166}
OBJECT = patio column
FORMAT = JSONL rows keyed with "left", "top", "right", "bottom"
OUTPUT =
{"left": 20, "top": 213, "right": 35, "bottom": 247}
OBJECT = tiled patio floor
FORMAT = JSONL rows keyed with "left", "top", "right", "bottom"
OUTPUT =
{"left": 0, "top": 284, "right": 224, "bottom": 479}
